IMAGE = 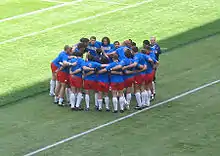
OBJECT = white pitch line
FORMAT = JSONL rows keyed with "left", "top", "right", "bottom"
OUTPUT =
{"left": 0, "top": 0, "right": 81, "bottom": 23}
{"left": 0, "top": 0, "right": 152, "bottom": 45}
{"left": 98, "top": 0, "right": 127, "bottom": 5}
{"left": 41, "top": 0, "right": 68, "bottom": 4}
{"left": 23, "top": 79, "right": 220, "bottom": 156}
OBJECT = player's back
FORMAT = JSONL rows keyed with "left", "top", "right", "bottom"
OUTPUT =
{"left": 70, "top": 57, "right": 84, "bottom": 77}
{"left": 84, "top": 61, "right": 101, "bottom": 80}
{"left": 52, "top": 51, "right": 68, "bottom": 68}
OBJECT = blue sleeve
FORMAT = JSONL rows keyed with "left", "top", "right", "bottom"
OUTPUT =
{"left": 110, "top": 44, "right": 114, "bottom": 50}
{"left": 133, "top": 56, "right": 139, "bottom": 63}
{"left": 119, "top": 60, "right": 126, "bottom": 66}
{"left": 94, "top": 62, "right": 101, "bottom": 68}
{"left": 62, "top": 53, "right": 68, "bottom": 62}
{"left": 106, "top": 63, "right": 114, "bottom": 70}
{"left": 96, "top": 41, "right": 102, "bottom": 47}
{"left": 152, "top": 58, "right": 157, "bottom": 63}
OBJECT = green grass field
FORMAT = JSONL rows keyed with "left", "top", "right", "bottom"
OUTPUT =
{"left": 0, "top": 0, "right": 220, "bottom": 156}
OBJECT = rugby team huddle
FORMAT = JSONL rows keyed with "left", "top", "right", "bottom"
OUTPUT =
{"left": 49, "top": 36, "right": 161, "bottom": 113}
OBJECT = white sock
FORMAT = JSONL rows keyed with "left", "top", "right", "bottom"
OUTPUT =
{"left": 119, "top": 96, "right": 124, "bottom": 111}
{"left": 104, "top": 96, "right": 110, "bottom": 109}
{"left": 147, "top": 90, "right": 151, "bottom": 106}
{"left": 50, "top": 80, "right": 56, "bottom": 94}
{"left": 65, "top": 88, "right": 71, "bottom": 102}
{"left": 152, "top": 81, "right": 156, "bottom": 94}
{"left": 141, "top": 91, "right": 146, "bottom": 105}
{"left": 126, "top": 93, "right": 132, "bottom": 105}
{"left": 135, "top": 92, "right": 142, "bottom": 107}
{"left": 98, "top": 99, "right": 103, "bottom": 110}
{"left": 59, "top": 97, "right": 64, "bottom": 104}
{"left": 85, "top": 94, "right": 90, "bottom": 109}
{"left": 54, "top": 96, "right": 58, "bottom": 102}
{"left": 94, "top": 93, "right": 98, "bottom": 107}
{"left": 70, "top": 93, "right": 76, "bottom": 108}
{"left": 76, "top": 93, "right": 83, "bottom": 108}
{"left": 112, "top": 97, "right": 118, "bottom": 111}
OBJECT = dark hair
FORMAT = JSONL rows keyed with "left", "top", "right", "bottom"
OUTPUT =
{"left": 100, "top": 55, "right": 109, "bottom": 64}
{"left": 102, "top": 37, "right": 110, "bottom": 45}
{"left": 113, "top": 41, "right": 119, "bottom": 45}
{"left": 90, "top": 36, "right": 96, "bottom": 40}
{"left": 112, "top": 54, "right": 118, "bottom": 60}
{"left": 131, "top": 46, "right": 138, "bottom": 53}
{"left": 146, "top": 45, "right": 151, "bottom": 51}
{"left": 75, "top": 52, "right": 83, "bottom": 57}
{"left": 87, "top": 53, "right": 94, "bottom": 61}
{"left": 125, "top": 49, "right": 132, "bottom": 58}
{"left": 141, "top": 49, "right": 146, "bottom": 54}
{"left": 143, "top": 40, "right": 150, "bottom": 46}
{"left": 64, "top": 45, "right": 70, "bottom": 51}
{"left": 96, "top": 48, "right": 103, "bottom": 55}
{"left": 131, "top": 42, "right": 136, "bottom": 46}
{"left": 77, "top": 43, "right": 85, "bottom": 49}
{"left": 80, "top": 38, "right": 89, "bottom": 43}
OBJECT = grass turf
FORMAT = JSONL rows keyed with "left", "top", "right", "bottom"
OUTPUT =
{"left": 0, "top": 33, "right": 220, "bottom": 155}
{"left": 0, "top": 0, "right": 220, "bottom": 155}
{"left": 0, "top": 0, "right": 220, "bottom": 106}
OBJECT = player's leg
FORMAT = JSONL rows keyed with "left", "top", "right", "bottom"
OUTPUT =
{"left": 98, "top": 91, "right": 103, "bottom": 111}
{"left": 65, "top": 86, "right": 71, "bottom": 105}
{"left": 54, "top": 81, "right": 61, "bottom": 104}
{"left": 112, "top": 90, "right": 118, "bottom": 113}
{"left": 58, "top": 82, "right": 66, "bottom": 106}
{"left": 104, "top": 92, "right": 110, "bottom": 111}
{"left": 118, "top": 90, "right": 125, "bottom": 113}
{"left": 94, "top": 91, "right": 99, "bottom": 110}
{"left": 70, "top": 86, "right": 77, "bottom": 110}
{"left": 75, "top": 87, "right": 83, "bottom": 110}
{"left": 126, "top": 87, "right": 132, "bottom": 110}
{"left": 84, "top": 89, "right": 90, "bottom": 111}
{"left": 49, "top": 63, "right": 57, "bottom": 96}
{"left": 134, "top": 75, "right": 142, "bottom": 109}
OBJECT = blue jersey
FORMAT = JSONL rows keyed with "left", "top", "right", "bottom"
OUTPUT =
{"left": 97, "top": 72, "right": 109, "bottom": 83}
{"left": 106, "top": 62, "right": 124, "bottom": 83}
{"left": 84, "top": 61, "right": 101, "bottom": 81}
{"left": 70, "top": 58, "right": 85, "bottom": 77}
{"left": 119, "top": 58, "right": 134, "bottom": 80}
{"left": 87, "top": 41, "right": 102, "bottom": 56}
{"left": 115, "top": 46, "right": 129, "bottom": 61}
{"left": 145, "top": 53, "right": 157, "bottom": 74}
{"left": 101, "top": 44, "right": 114, "bottom": 53}
{"left": 52, "top": 51, "right": 69, "bottom": 68}
{"left": 133, "top": 53, "right": 146, "bottom": 75}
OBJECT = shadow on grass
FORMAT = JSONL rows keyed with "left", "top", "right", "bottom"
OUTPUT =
{"left": 1, "top": 19, "right": 220, "bottom": 108}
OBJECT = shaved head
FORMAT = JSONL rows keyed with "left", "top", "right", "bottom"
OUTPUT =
{"left": 150, "top": 36, "right": 156, "bottom": 44}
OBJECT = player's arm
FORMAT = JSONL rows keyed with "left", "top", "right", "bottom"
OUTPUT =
{"left": 68, "top": 55, "right": 77, "bottom": 59}
{"left": 82, "top": 66, "right": 95, "bottom": 71}
{"left": 135, "top": 64, "right": 147, "bottom": 73}
{"left": 122, "top": 62, "right": 137, "bottom": 70}
{"left": 111, "top": 71, "right": 123, "bottom": 75}
{"left": 70, "top": 68, "right": 82, "bottom": 75}
{"left": 111, "top": 65, "right": 122, "bottom": 71}
{"left": 98, "top": 68, "right": 107, "bottom": 74}
{"left": 84, "top": 71, "right": 95, "bottom": 77}
{"left": 106, "top": 51, "right": 116, "bottom": 56}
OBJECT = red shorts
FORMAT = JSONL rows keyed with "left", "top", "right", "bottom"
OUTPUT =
{"left": 97, "top": 82, "right": 109, "bottom": 93}
{"left": 111, "top": 82, "right": 124, "bottom": 91}
{"left": 69, "top": 75, "right": 83, "bottom": 88}
{"left": 57, "top": 71, "right": 69, "bottom": 84}
{"left": 134, "top": 74, "right": 145, "bottom": 85}
{"left": 124, "top": 77, "right": 134, "bottom": 88}
{"left": 84, "top": 80, "right": 96, "bottom": 90}
{"left": 145, "top": 72, "right": 154, "bottom": 84}
{"left": 51, "top": 62, "right": 58, "bottom": 73}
